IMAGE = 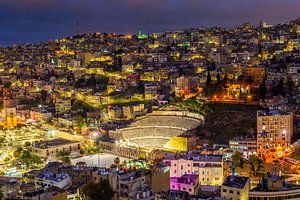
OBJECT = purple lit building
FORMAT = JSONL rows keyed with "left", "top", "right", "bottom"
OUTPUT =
{"left": 170, "top": 174, "right": 199, "bottom": 195}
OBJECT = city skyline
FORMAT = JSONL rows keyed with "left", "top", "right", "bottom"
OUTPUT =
{"left": 1, "top": 1, "right": 300, "bottom": 199}
{"left": 1, "top": 0, "right": 300, "bottom": 46}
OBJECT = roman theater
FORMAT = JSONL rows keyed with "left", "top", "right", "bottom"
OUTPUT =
{"left": 108, "top": 111, "right": 204, "bottom": 152}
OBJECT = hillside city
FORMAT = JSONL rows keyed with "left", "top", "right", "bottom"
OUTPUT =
{"left": 0, "top": 18, "right": 300, "bottom": 199}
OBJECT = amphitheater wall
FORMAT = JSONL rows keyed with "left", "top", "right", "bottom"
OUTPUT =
{"left": 150, "top": 110, "right": 204, "bottom": 121}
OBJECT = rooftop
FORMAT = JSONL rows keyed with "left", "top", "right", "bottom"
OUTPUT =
{"left": 230, "top": 136, "right": 256, "bottom": 142}
{"left": 257, "top": 110, "right": 292, "bottom": 117}
{"left": 37, "top": 171, "right": 70, "bottom": 183}
{"left": 34, "top": 138, "right": 80, "bottom": 149}
{"left": 165, "top": 153, "right": 223, "bottom": 163}
{"left": 170, "top": 174, "right": 198, "bottom": 185}
{"left": 251, "top": 175, "right": 300, "bottom": 192}
{"left": 223, "top": 175, "right": 249, "bottom": 189}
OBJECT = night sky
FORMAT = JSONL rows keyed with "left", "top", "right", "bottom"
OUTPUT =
{"left": 0, "top": 0, "right": 300, "bottom": 46}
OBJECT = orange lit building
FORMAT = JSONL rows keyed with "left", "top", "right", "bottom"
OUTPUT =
{"left": 257, "top": 110, "right": 293, "bottom": 163}
{"left": 3, "top": 107, "right": 18, "bottom": 128}
{"left": 0, "top": 99, "right": 18, "bottom": 128}
{"left": 246, "top": 67, "right": 265, "bottom": 83}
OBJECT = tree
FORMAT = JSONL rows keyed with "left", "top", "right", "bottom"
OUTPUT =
{"left": 61, "top": 156, "right": 71, "bottom": 165}
{"left": 76, "top": 115, "right": 86, "bottom": 128}
{"left": 4, "top": 82, "right": 11, "bottom": 88}
{"left": 24, "top": 141, "right": 31, "bottom": 147}
{"left": 232, "top": 151, "right": 244, "bottom": 169}
{"left": 40, "top": 90, "right": 48, "bottom": 102}
{"left": 216, "top": 73, "right": 221, "bottom": 83}
{"left": 19, "top": 150, "right": 42, "bottom": 167}
{"left": 286, "top": 77, "right": 295, "bottom": 95}
{"left": 56, "top": 150, "right": 71, "bottom": 157}
{"left": 95, "top": 75, "right": 109, "bottom": 86}
{"left": 272, "top": 79, "right": 285, "bottom": 96}
{"left": 80, "top": 179, "right": 114, "bottom": 200}
{"left": 222, "top": 74, "right": 229, "bottom": 85}
{"left": 87, "top": 146, "right": 103, "bottom": 154}
{"left": 258, "top": 80, "right": 267, "bottom": 100}
{"left": 277, "top": 79, "right": 285, "bottom": 96}
{"left": 0, "top": 137, "right": 5, "bottom": 143}
{"left": 214, "top": 84, "right": 225, "bottom": 96}
{"left": 13, "top": 147, "right": 23, "bottom": 158}
{"left": 249, "top": 154, "right": 264, "bottom": 175}
{"left": 86, "top": 75, "right": 97, "bottom": 87}
{"left": 79, "top": 149, "right": 85, "bottom": 155}
{"left": 206, "top": 71, "right": 211, "bottom": 86}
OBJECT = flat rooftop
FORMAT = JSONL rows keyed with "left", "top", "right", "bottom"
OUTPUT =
{"left": 257, "top": 110, "right": 291, "bottom": 117}
{"left": 37, "top": 171, "right": 70, "bottom": 183}
{"left": 34, "top": 138, "right": 80, "bottom": 149}
{"left": 223, "top": 175, "right": 249, "bottom": 189}
{"left": 230, "top": 136, "right": 256, "bottom": 142}
{"left": 170, "top": 174, "right": 198, "bottom": 184}
{"left": 165, "top": 153, "right": 223, "bottom": 163}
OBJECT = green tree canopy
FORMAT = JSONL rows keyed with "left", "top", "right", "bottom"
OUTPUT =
{"left": 249, "top": 154, "right": 264, "bottom": 175}
{"left": 19, "top": 150, "right": 42, "bottom": 167}
{"left": 232, "top": 151, "right": 244, "bottom": 169}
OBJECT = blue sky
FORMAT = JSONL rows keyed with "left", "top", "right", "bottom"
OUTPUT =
{"left": 0, "top": 0, "right": 299, "bottom": 46}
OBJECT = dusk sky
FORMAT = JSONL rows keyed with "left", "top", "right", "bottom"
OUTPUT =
{"left": 1, "top": 0, "right": 300, "bottom": 46}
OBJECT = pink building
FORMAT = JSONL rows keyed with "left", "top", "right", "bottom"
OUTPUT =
{"left": 164, "top": 153, "right": 223, "bottom": 186}
{"left": 170, "top": 174, "right": 199, "bottom": 195}
{"left": 170, "top": 174, "right": 198, "bottom": 195}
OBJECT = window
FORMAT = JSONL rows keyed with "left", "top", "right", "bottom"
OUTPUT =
{"left": 223, "top": 189, "right": 227, "bottom": 193}
{"left": 229, "top": 190, "right": 233, "bottom": 194}
{"left": 237, "top": 191, "right": 240, "bottom": 195}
